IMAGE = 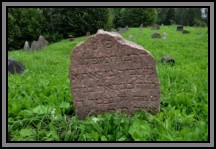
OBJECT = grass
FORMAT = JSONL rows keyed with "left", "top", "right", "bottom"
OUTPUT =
{"left": 8, "top": 25, "right": 208, "bottom": 141}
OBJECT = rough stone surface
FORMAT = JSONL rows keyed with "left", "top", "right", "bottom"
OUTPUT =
{"left": 37, "top": 35, "right": 49, "bottom": 48}
{"left": 30, "top": 41, "right": 40, "bottom": 50}
{"left": 30, "top": 36, "right": 48, "bottom": 50}
{"left": 69, "top": 29, "right": 160, "bottom": 119}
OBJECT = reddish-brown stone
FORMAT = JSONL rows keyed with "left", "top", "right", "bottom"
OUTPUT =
{"left": 69, "top": 29, "right": 160, "bottom": 119}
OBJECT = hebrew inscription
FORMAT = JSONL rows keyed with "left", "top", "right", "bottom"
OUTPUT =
{"left": 69, "top": 29, "right": 160, "bottom": 119}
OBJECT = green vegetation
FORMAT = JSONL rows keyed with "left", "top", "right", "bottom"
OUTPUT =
{"left": 8, "top": 25, "right": 208, "bottom": 141}
{"left": 8, "top": 8, "right": 208, "bottom": 50}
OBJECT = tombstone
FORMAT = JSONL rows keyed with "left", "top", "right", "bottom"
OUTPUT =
{"left": 151, "top": 33, "right": 161, "bottom": 39}
{"left": 151, "top": 24, "right": 160, "bottom": 30}
{"left": 159, "top": 56, "right": 175, "bottom": 65}
{"left": 162, "top": 32, "right": 168, "bottom": 40}
{"left": 68, "top": 34, "right": 74, "bottom": 41}
{"left": 86, "top": 31, "right": 90, "bottom": 36}
{"left": 23, "top": 41, "right": 30, "bottom": 50}
{"left": 176, "top": 25, "right": 184, "bottom": 31}
{"left": 182, "top": 30, "right": 190, "bottom": 34}
{"left": 69, "top": 29, "right": 160, "bottom": 120}
{"left": 30, "top": 41, "right": 40, "bottom": 50}
{"left": 139, "top": 24, "right": 143, "bottom": 31}
{"left": 125, "top": 26, "right": 129, "bottom": 31}
{"left": 30, "top": 36, "right": 49, "bottom": 50}
{"left": 37, "top": 35, "right": 49, "bottom": 49}
{"left": 8, "top": 58, "right": 25, "bottom": 74}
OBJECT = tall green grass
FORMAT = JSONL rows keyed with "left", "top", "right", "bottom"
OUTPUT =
{"left": 8, "top": 26, "right": 208, "bottom": 141}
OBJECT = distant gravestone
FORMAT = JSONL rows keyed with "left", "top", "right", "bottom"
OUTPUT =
{"left": 182, "top": 30, "right": 190, "bottom": 34}
{"left": 30, "top": 35, "right": 49, "bottom": 50}
{"left": 160, "top": 56, "right": 175, "bottom": 65}
{"left": 69, "top": 29, "right": 160, "bottom": 120}
{"left": 37, "top": 35, "right": 49, "bottom": 48}
{"left": 151, "top": 33, "right": 161, "bottom": 38}
{"left": 151, "top": 24, "right": 160, "bottom": 30}
{"left": 68, "top": 34, "right": 74, "bottom": 41}
{"left": 86, "top": 31, "right": 90, "bottom": 36}
{"left": 177, "top": 25, "right": 184, "bottom": 31}
{"left": 23, "top": 41, "right": 30, "bottom": 50}
{"left": 30, "top": 41, "right": 40, "bottom": 50}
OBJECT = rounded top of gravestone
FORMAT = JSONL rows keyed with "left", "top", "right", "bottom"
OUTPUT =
{"left": 38, "top": 35, "right": 45, "bottom": 40}
{"left": 90, "top": 29, "right": 153, "bottom": 57}
{"left": 74, "top": 29, "right": 153, "bottom": 58}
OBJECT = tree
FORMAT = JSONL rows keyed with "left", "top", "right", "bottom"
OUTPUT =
{"left": 156, "top": 8, "right": 176, "bottom": 25}
{"left": 164, "top": 8, "right": 176, "bottom": 25}
{"left": 8, "top": 8, "right": 44, "bottom": 50}
{"left": 121, "top": 8, "right": 157, "bottom": 27}
{"left": 112, "top": 8, "right": 124, "bottom": 28}
{"left": 41, "top": 8, "right": 112, "bottom": 40}
{"left": 174, "top": 8, "right": 203, "bottom": 26}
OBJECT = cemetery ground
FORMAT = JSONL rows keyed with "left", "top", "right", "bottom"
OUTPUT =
{"left": 8, "top": 25, "right": 208, "bottom": 141}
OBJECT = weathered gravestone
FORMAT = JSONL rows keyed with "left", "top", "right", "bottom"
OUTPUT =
{"left": 69, "top": 29, "right": 160, "bottom": 120}
{"left": 30, "top": 41, "right": 40, "bottom": 50}
{"left": 151, "top": 33, "right": 161, "bottom": 39}
{"left": 37, "top": 35, "right": 49, "bottom": 48}
{"left": 31, "top": 41, "right": 40, "bottom": 50}
{"left": 23, "top": 41, "right": 30, "bottom": 50}
{"left": 140, "top": 24, "right": 143, "bottom": 28}
{"left": 86, "top": 31, "right": 91, "bottom": 36}
{"left": 30, "top": 35, "right": 49, "bottom": 50}
{"left": 177, "top": 25, "right": 184, "bottom": 31}
{"left": 159, "top": 56, "right": 175, "bottom": 65}
{"left": 151, "top": 24, "right": 160, "bottom": 30}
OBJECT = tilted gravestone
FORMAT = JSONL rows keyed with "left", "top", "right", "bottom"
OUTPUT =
{"left": 69, "top": 29, "right": 160, "bottom": 119}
